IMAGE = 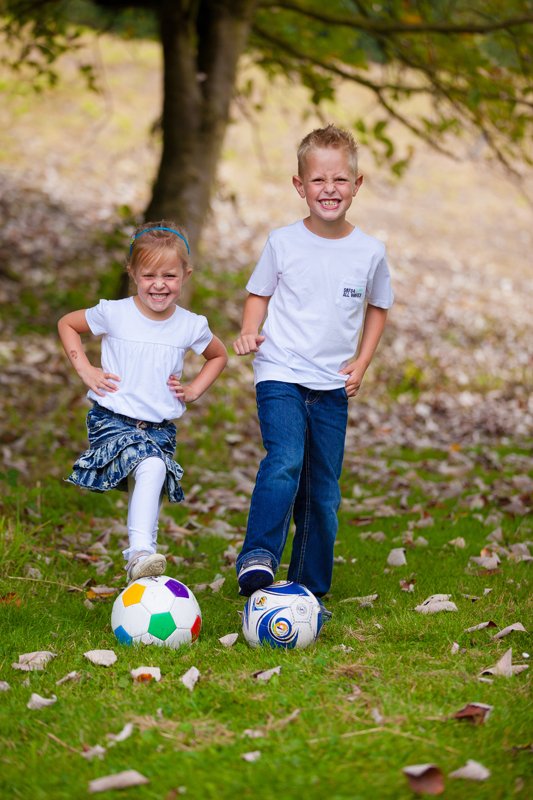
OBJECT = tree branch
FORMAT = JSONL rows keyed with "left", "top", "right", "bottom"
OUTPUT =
{"left": 252, "top": 24, "right": 457, "bottom": 158}
{"left": 258, "top": 1, "right": 533, "bottom": 35}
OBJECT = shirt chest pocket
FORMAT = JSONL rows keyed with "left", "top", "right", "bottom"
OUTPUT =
{"left": 335, "top": 278, "right": 366, "bottom": 310}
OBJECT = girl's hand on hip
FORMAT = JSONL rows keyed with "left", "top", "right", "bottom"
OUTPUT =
{"left": 80, "top": 366, "right": 120, "bottom": 396}
{"left": 168, "top": 375, "right": 198, "bottom": 403}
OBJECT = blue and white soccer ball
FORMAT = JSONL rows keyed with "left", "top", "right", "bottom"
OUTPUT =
{"left": 111, "top": 576, "right": 202, "bottom": 648}
{"left": 242, "top": 581, "right": 323, "bottom": 649}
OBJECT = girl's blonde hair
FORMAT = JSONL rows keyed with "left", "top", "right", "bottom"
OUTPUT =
{"left": 297, "top": 124, "right": 359, "bottom": 176}
{"left": 128, "top": 221, "right": 191, "bottom": 274}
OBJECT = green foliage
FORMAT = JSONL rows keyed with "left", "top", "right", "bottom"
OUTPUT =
{"left": 2, "top": 0, "right": 532, "bottom": 177}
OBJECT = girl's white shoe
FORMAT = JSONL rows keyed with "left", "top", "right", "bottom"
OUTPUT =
{"left": 126, "top": 551, "right": 166, "bottom": 583}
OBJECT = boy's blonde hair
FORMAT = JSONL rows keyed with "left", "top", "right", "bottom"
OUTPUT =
{"left": 297, "top": 124, "right": 358, "bottom": 176}
{"left": 128, "top": 220, "right": 191, "bottom": 274}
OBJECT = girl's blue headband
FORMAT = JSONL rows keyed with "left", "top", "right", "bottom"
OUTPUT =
{"left": 129, "top": 226, "right": 190, "bottom": 255}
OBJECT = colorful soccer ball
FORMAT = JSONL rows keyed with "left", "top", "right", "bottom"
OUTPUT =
{"left": 242, "top": 581, "right": 323, "bottom": 649}
{"left": 111, "top": 576, "right": 201, "bottom": 648}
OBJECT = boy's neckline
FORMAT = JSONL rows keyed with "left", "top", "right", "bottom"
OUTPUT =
{"left": 299, "top": 219, "right": 358, "bottom": 241}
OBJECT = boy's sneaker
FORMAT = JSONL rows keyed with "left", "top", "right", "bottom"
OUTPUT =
{"left": 238, "top": 555, "right": 275, "bottom": 596}
{"left": 126, "top": 551, "right": 166, "bottom": 583}
{"left": 317, "top": 598, "right": 332, "bottom": 622}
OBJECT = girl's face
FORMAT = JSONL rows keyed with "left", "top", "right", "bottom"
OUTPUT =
{"left": 130, "top": 252, "right": 192, "bottom": 320}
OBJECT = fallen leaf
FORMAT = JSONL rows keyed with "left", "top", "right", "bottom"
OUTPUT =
{"left": 85, "top": 585, "right": 118, "bottom": 600}
{"left": 415, "top": 595, "right": 458, "bottom": 614}
{"left": 402, "top": 763, "right": 445, "bottom": 795}
{"left": 464, "top": 620, "right": 497, "bottom": 633}
{"left": 452, "top": 702, "right": 492, "bottom": 724}
{"left": 209, "top": 577, "right": 225, "bottom": 593}
{"left": 481, "top": 647, "right": 529, "bottom": 677}
{"left": 448, "top": 537, "right": 466, "bottom": 548}
{"left": 0, "top": 592, "right": 21, "bottom": 605}
{"left": 449, "top": 760, "right": 491, "bottom": 781}
{"left": 400, "top": 578, "right": 416, "bottom": 592}
{"left": 27, "top": 692, "right": 57, "bottom": 710}
{"left": 81, "top": 744, "right": 107, "bottom": 761}
{"left": 88, "top": 770, "right": 149, "bottom": 793}
{"left": 253, "top": 666, "right": 281, "bottom": 682}
{"left": 0, "top": 681, "right": 10, "bottom": 691}
{"left": 241, "top": 751, "right": 261, "bottom": 762}
{"left": 56, "top": 671, "right": 81, "bottom": 685}
{"left": 450, "top": 642, "right": 460, "bottom": 655}
{"left": 340, "top": 593, "right": 378, "bottom": 607}
{"left": 84, "top": 649, "right": 117, "bottom": 667}
{"left": 218, "top": 633, "right": 239, "bottom": 647}
{"left": 12, "top": 651, "right": 56, "bottom": 671}
{"left": 387, "top": 547, "right": 407, "bottom": 566}
{"left": 493, "top": 622, "right": 527, "bottom": 640}
{"left": 470, "top": 555, "right": 500, "bottom": 570}
{"left": 131, "top": 666, "right": 161, "bottom": 683}
{"left": 243, "top": 729, "right": 264, "bottom": 739}
{"left": 107, "top": 722, "right": 134, "bottom": 743}
{"left": 181, "top": 666, "right": 200, "bottom": 691}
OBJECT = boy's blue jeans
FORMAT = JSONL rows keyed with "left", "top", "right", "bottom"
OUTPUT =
{"left": 236, "top": 380, "right": 348, "bottom": 597}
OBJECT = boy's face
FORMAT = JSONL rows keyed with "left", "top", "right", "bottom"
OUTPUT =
{"left": 292, "top": 146, "right": 363, "bottom": 231}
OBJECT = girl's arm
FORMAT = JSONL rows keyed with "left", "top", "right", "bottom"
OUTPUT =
{"left": 233, "top": 293, "right": 270, "bottom": 355}
{"left": 57, "top": 310, "right": 120, "bottom": 396}
{"left": 168, "top": 335, "right": 227, "bottom": 403}
{"left": 338, "top": 305, "right": 388, "bottom": 397}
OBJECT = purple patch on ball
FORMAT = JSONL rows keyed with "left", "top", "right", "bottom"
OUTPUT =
{"left": 165, "top": 578, "right": 189, "bottom": 598}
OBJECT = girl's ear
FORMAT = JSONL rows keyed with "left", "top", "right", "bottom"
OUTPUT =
{"left": 127, "top": 265, "right": 137, "bottom": 285}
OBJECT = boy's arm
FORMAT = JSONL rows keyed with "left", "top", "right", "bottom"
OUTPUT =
{"left": 339, "top": 304, "right": 388, "bottom": 397}
{"left": 233, "top": 293, "right": 270, "bottom": 355}
{"left": 57, "top": 310, "right": 120, "bottom": 396}
{"left": 168, "top": 335, "right": 227, "bottom": 403}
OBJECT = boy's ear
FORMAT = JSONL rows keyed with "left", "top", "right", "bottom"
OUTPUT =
{"left": 292, "top": 175, "right": 306, "bottom": 197}
{"left": 353, "top": 174, "right": 364, "bottom": 195}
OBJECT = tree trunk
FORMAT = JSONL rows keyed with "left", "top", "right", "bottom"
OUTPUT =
{"left": 145, "top": 0, "right": 257, "bottom": 256}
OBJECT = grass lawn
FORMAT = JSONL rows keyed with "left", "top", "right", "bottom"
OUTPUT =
{"left": 0, "top": 440, "right": 531, "bottom": 800}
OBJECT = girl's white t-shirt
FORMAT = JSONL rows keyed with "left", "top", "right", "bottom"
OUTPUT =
{"left": 246, "top": 221, "right": 394, "bottom": 390}
{"left": 85, "top": 297, "right": 213, "bottom": 422}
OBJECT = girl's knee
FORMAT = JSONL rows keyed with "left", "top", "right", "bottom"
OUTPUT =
{"left": 133, "top": 456, "right": 167, "bottom": 483}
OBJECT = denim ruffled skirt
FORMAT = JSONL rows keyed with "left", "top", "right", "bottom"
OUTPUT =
{"left": 67, "top": 403, "right": 184, "bottom": 502}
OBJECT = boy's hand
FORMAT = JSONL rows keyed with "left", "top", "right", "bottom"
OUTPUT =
{"left": 339, "top": 360, "right": 366, "bottom": 397}
{"left": 233, "top": 334, "right": 266, "bottom": 356}
{"left": 79, "top": 366, "right": 120, "bottom": 396}
{"left": 167, "top": 375, "right": 199, "bottom": 403}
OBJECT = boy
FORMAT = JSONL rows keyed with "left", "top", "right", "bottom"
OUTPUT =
{"left": 233, "top": 124, "right": 393, "bottom": 610}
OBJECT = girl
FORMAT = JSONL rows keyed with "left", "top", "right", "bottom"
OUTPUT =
{"left": 58, "top": 222, "right": 227, "bottom": 583}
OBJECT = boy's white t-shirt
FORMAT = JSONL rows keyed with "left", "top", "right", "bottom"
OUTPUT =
{"left": 85, "top": 297, "right": 213, "bottom": 422}
{"left": 247, "top": 220, "right": 393, "bottom": 390}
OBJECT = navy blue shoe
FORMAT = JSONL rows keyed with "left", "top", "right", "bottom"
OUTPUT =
{"left": 317, "top": 598, "right": 333, "bottom": 622}
{"left": 238, "top": 556, "right": 275, "bottom": 596}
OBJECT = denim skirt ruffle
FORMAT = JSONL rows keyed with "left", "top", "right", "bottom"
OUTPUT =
{"left": 66, "top": 403, "right": 184, "bottom": 502}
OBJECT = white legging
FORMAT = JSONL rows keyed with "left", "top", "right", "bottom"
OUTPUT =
{"left": 123, "top": 457, "right": 167, "bottom": 560}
